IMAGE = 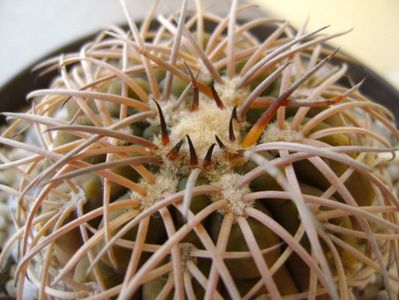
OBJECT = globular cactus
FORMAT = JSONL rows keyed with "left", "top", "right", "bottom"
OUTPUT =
{"left": 1, "top": 0, "right": 399, "bottom": 299}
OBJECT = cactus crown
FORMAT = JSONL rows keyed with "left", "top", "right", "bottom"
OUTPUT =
{"left": 1, "top": 0, "right": 399, "bottom": 299}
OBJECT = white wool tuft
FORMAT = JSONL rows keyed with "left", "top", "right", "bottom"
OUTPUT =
{"left": 169, "top": 101, "right": 238, "bottom": 159}
{"left": 262, "top": 122, "right": 303, "bottom": 143}
{"left": 132, "top": 170, "right": 178, "bottom": 210}
{"left": 213, "top": 173, "right": 251, "bottom": 217}
{"left": 214, "top": 76, "right": 250, "bottom": 107}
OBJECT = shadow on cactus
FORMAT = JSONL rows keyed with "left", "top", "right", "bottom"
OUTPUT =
{"left": 1, "top": 0, "right": 399, "bottom": 299}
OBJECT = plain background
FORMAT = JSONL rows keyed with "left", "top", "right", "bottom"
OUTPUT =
{"left": 0, "top": 0, "right": 398, "bottom": 89}
{"left": 254, "top": 0, "right": 399, "bottom": 89}
{"left": 0, "top": 0, "right": 237, "bottom": 87}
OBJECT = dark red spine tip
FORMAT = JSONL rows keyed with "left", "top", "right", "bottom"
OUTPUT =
{"left": 210, "top": 80, "right": 224, "bottom": 109}
{"left": 215, "top": 135, "right": 226, "bottom": 149}
{"left": 203, "top": 143, "right": 216, "bottom": 169}
{"left": 229, "top": 106, "right": 238, "bottom": 142}
{"left": 166, "top": 138, "right": 185, "bottom": 160}
{"left": 186, "top": 135, "right": 198, "bottom": 166}
{"left": 152, "top": 98, "right": 170, "bottom": 145}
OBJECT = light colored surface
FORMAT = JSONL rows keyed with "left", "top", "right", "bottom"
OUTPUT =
{"left": 253, "top": 0, "right": 399, "bottom": 89}
{"left": 0, "top": 0, "right": 122, "bottom": 86}
{"left": 0, "top": 0, "right": 238, "bottom": 87}
{"left": 1, "top": 0, "right": 397, "bottom": 90}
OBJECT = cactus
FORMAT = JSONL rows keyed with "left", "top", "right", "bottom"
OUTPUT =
{"left": 0, "top": 0, "right": 399, "bottom": 299}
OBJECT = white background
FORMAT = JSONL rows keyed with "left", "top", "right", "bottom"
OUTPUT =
{"left": 1, "top": 0, "right": 398, "bottom": 89}
{"left": 0, "top": 0, "right": 243, "bottom": 87}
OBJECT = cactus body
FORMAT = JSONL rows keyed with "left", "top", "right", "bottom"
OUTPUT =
{"left": 0, "top": 1, "right": 399, "bottom": 299}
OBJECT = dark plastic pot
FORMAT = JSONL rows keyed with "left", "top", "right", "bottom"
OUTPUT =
{"left": 1, "top": 23, "right": 398, "bottom": 124}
